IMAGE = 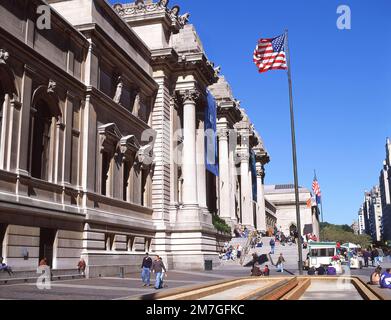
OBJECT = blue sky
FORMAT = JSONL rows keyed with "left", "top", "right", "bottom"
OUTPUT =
{"left": 112, "top": 0, "right": 391, "bottom": 225}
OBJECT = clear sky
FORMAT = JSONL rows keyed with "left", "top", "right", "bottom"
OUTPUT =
{"left": 111, "top": 0, "right": 391, "bottom": 225}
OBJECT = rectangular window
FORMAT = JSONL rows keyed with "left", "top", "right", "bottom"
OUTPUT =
{"left": 123, "top": 162, "right": 130, "bottom": 202}
{"left": 101, "top": 152, "right": 110, "bottom": 196}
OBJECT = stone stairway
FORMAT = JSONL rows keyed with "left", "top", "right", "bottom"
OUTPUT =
{"left": 233, "top": 237, "right": 308, "bottom": 271}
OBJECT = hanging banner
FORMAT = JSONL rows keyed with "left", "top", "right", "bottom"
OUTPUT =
{"left": 205, "top": 90, "right": 219, "bottom": 176}
{"left": 250, "top": 149, "right": 258, "bottom": 202}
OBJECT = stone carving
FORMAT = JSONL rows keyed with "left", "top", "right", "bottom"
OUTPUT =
{"left": 47, "top": 80, "right": 56, "bottom": 93}
{"left": 256, "top": 165, "right": 265, "bottom": 178}
{"left": 179, "top": 12, "right": 190, "bottom": 25}
{"left": 170, "top": 5, "right": 180, "bottom": 17}
{"left": 113, "top": 77, "right": 123, "bottom": 104}
{"left": 132, "top": 91, "right": 143, "bottom": 116}
{"left": 98, "top": 123, "right": 122, "bottom": 155}
{"left": 217, "top": 128, "right": 229, "bottom": 140}
{"left": 120, "top": 135, "right": 140, "bottom": 162}
{"left": 0, "top": 49, "right": 9, "bottom": 64}
{"left": 158, "top": 0, "right": 169, "bottom": 8}
{"left": 136, "top": 144, "right": 154, "bottom": 169}
{"left": 135, "top": 0, "right": 145, "bottom": 10}
{"left": 113, "top": 3, "right": 123, "bottom": 14}
{"left": 177, "top": 89, "right": 200, "bottom": 104}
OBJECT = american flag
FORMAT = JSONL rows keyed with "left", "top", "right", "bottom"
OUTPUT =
{"left": 253, "top": 34, "right": 288, "bottom": 73}
{"left": 312, "top": 178, "right": 322, "bottom": 204}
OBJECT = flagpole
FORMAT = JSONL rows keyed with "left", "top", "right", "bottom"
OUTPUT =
{"left": 284, "top": 29, "right": 303, "bottom": 275}
{"left": 314, "top": 169, "right": 324, "bottom": 223}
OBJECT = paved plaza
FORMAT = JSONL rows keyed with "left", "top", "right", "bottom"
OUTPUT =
{"left": 1, "top": 260, "right": 391, "bottom": 300}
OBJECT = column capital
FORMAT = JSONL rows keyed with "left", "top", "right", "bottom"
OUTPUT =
{"left": 176, "top": 89, "right": 201, "bottom": 104}
{"left": 217, "top": 127, "right": 229, "bottom": 141}
{"left": 237, "top": 152, "right": 249, "bottom": 162}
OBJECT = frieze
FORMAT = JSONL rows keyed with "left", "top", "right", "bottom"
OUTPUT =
{"left": 113, "top": 1, "right": 190, "bottom": 27}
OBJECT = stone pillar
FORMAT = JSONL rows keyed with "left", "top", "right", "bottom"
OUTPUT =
{"left": 15, "top": 66, "right": 33, "bottom": 176}
{"left": 239, "top": 152, "right": 252, "bottom": 227}
{"left": 81, "top": 94, "right": 97, "bottom": 196}
{"left": 229, "top": 149, "right": 238, "bottom": 224}
{"left": 62, "top": 92, "right": 74, "bottom": 185}
{"left": 196, "top": 111, "right": 207, "bottom": 211}
{"left": 180, "top": 89, "right": 199, "bottom": 207}
{"left": 217, "top": 127, "right": 231, "bottom": 223}
{"left": 151, "top": 70, "right": 171, "bottom": 222}
{"left": 256, "top": 163, "right": 266, "bottom": 231}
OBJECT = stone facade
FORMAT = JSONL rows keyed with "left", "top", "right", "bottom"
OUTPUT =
{"left": 379, "top": 138, "right": 391, "bottom": 242}
{"left": 361, "top": 187, "right": 383, "bottom": 242}
{"left": 264, "top": 185, "right": 320, "bottom": 238}
{"left": 0, "top": 0, "right": 270, "bottom": 276}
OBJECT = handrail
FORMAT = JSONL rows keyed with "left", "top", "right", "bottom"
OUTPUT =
{"left": 240, "top": 231, "right": 258, "bottom": 266}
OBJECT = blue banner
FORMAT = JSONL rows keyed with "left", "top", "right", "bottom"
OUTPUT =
{"left": 250, "top": 150, "right": 257, "bottom": 202}
{"left": 205, "top": 90, "right": 219, "bottom": 176}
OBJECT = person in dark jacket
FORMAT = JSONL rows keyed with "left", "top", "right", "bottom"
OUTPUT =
{"left": 307, "top": 267, "right": 316, "bottom": 276}
{"left": 141, "top": 252, "right": 153, "bottom": 287}
{"left": 269, "top": 238, "right": 275, "bottom": 255}
{"left": 152, "top": 255, "right": 167, "bottom": 289}
{"left": 363, "top": 250, "right": 370, "bottom": 267}
{"left": 317, "top": 265, "right": 326, "bottom": 276}
{"left": 0, "top": 257, "right": 13, "bottom": 276}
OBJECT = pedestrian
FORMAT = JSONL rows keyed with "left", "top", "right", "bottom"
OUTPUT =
{"left": 262, "top": 265, "right": 270, "bottom": 276}
{"left": 380, "top": 269, "right": 391, "bottom": 289}
{"left": 276, "top": 254, "right": 285, "bottom": 273}
{"left": 141, "top": 252, "right": 153, "bottom": 287}
{"left": 327, "top": 264, "right": 337, "bottom": 276}
{"left": 151, "top": 255, "right": 167, "bottom": 289}
{"left": 39, "top": 258, "right": 48, "bottom": 266}
{"left": 237, "top": 244, "right": 242, "bottom": 259}
{"left": 0, "top": 257, "right": 13, "bottom": 276}
{"left": 269, "top": 237, "right": 275, "bottom": 255}
{"left": 363, "top": 250, "right": 370, "bottom": 267}
{"left": 77, "top": 258, "right": 86, "bottom": 276}
{"left": 370, "top": 266, "right": 382, "bottom": 285}
{"left": 317, "top": 265, "right": 326, "bottom": 276}
{"left": 371, "top": 248, "right": 379, "bottom": 267}
{"left": 307, "top": 267, "right": 316, "bottom": 276}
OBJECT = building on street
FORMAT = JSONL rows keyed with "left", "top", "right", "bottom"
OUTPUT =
{"left": 0, "top": 0, "right": 272, "bottom": 276}
{"left": 264, "top": 184, "right": 320, "bottom": 238}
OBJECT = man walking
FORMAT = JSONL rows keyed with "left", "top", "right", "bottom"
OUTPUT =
{"left": 152, "top": 255, "right": 167, "bottom": 290}
{"left": 276, "top": 253, "right": 285, "bottom": 273}
{"left": 269, "top": 237, "right": 275, "bottom": 255}
{"left": 141, "top": 252, "right": 152, "bottom": 287}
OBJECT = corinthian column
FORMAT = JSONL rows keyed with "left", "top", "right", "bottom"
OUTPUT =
{"left": 179, "top": 89, "right": 200, "bottom": 207}
{"left": 217, "top": 127, "right": 231, "bottom": 222}
{"left": 256, "top": 163, "right": 266, "bottom": 231}
{"left": 239, "top": 151, "right": 253, "bottom": 227}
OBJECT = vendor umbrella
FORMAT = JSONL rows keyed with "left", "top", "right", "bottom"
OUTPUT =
{"left": 341, "top": 243, "right": 359, "bottom": 249}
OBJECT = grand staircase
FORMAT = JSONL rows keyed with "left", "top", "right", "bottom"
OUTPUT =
{"left": 228, "top": 236, "right": 308, "bottom": 272}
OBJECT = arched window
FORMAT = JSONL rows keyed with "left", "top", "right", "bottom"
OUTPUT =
{"left": 30, "top": 99, "right": 56, "bottom": 180}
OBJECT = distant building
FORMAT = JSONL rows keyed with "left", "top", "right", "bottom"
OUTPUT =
{"left": 379, "top": 138, "right": 391, "bottom": 242}
{"left": 351, "top": 220, "right": 359, "bottom": 235}
{"left": 264, "top": 184, "right": 320, "bottom": 238}
{"left": 358, "top": 206, "right": 366, "bottom": 235}
{"left": 361, "top": 186, "right": 383, "bottom": 242}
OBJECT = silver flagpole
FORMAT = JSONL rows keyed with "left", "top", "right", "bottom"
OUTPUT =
{"left": 284, "top": 29, "right": 303, "bottom": 275}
